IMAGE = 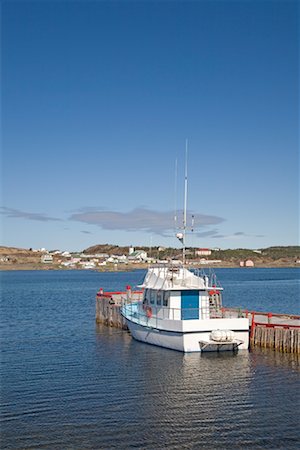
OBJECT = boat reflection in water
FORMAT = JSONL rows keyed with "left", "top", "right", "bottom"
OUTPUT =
{"left": 117, "top": 341, "right": 298, "bottom": 449}
{"left": 119, "top": 344, "right": 253, "bottom": 448}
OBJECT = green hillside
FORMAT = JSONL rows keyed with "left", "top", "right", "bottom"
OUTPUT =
{"left": 83, "top": 244, "right": 300, "bottom": 261}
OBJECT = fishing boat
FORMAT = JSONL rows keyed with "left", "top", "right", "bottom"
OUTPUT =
{"left": 121, "top": 143, "right": 249, "bottom": 352}
{"left": 121, "top": 264, "right": 249, "bottom": 352}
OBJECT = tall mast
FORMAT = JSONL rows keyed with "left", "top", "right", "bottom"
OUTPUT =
{"left": 174, "top": 158, "right": 178, "bottom": 230}
{"left": 183, "top": 139, "right": 188, "bottom": 265}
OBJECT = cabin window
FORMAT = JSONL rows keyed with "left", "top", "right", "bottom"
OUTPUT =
{"left": 163, "top": 291, "right": 169, "bottom": 307}
{"left": 143, "top": 289, "right": 149, "bottom": 304}
{"left": 157, "top": 291, "right": 162, "bottom": 306}
{"left": 150, "top": 290, "right": 155, "bottom": 305}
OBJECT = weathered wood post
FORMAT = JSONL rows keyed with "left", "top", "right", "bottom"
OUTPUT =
{"left": 95, "top": 289, "right": 128, "bottom": 330}
{"left": 250, "top": 312, "right": 255, "bottom": 344}
{"left": 267, "top": 312, "right": 272, "bottom": 324}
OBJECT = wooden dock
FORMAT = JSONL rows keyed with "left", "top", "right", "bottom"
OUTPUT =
{"left": 96, "top": 287, "right": 143, "bottom": 330}
{"left": 96, "top": 288, "right": 300, "bottom": 353}
{"left": 249, "top": 311, "right": 300, "bottom": 353}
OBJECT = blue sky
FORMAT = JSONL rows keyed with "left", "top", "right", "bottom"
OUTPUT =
{"left": 1, "top": 0, "right": 299, "bottom": 251}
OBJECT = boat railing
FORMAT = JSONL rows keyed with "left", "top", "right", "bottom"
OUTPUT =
{"left": 146, "top": 263, "right": 223, "bottom": 290}
{"left": 121, "top": 299, "right": 244, "bottom": 329}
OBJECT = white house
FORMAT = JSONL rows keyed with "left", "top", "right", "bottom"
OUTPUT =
{"left": 107, "top": 255, "right": 119, "bottom": 263}
{"left": 79, "top": 261, "right": 96, "bottom": 269}
{"left": 195, "top": 248, "right": 212, "bottom": 256}
{"left": 128, "top": 250, "right": 147, "bottom": 262}
{"left": 240, "top": 259, "right": 255, "bottom": 267}
{"left": 41, "top": 254, "right": 53, "bottom": 263}
{"left": 245, "top": 259, "right": 255, "bottom": 267}
{"left": 70, "top": 257, "right": 81, "bottom": 264}
{"left": 116, "top": 255, "right": 128, "bottom": 263}
{"left": 61, "top": 261, "right": 75, "bottom": 268}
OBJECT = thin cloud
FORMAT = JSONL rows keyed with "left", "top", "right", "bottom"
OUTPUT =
{"left": 66, "top": 206, "right": 107, "bottom": 214}
{"left": 196, "top": 229, "right": 220, "bottom": 238}
{"left": 0, "top": 207, "right": 62, "bottom": 222}
{"left": 212, "top": 231, "right": 264, "bottom": 240}
{"left": 69, "top": 207, "right": 225, "bottom": 237}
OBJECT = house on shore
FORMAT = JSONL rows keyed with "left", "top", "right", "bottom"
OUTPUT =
{"left": 41, "top": 254, "right": 53, "bottom": 264}
{"left": 128, "top": 250, "right": 148, "bottom": 262}
{"left": 240, "top": 259, "right": 255, "bottom": 267}
{"left": 195, "top": 248, "right": 212, "bottom": 257}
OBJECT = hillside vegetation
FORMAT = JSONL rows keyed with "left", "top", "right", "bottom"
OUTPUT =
{"left": 0, "top": 245, "right": 299, "bottom": 270}
{"left": 84, "top": 244, "right": 300, "bottom": 261}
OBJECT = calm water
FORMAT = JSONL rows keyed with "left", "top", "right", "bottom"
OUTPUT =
{"left": 1, "top": 268, "right": 299, "bottom": 449}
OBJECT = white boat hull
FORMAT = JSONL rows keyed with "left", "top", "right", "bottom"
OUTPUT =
{"left": 126, "top": 318, "right": 249, "bottom": 353}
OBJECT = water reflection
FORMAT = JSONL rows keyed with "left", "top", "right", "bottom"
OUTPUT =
{"left": 249, "top": 347, "right": 300, "bottom": 371}
{"left": 2, "top": 270, "right": 299, "bottom": 450}
{"left": 92, "top": 327, "right": 299, "bottom": 449}
{"left": 118, "top": 347, "right": 252, "bottom": 448}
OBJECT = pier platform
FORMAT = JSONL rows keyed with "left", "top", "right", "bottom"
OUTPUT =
{"left": 96, "top": 289, "right": 300, "bottom": 354}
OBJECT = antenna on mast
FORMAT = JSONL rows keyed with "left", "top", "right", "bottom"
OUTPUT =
{"left": 174, "top": 158, "right": 178, "bottom": 230}
{"left": 183, "top": 139, "right": 188, "bottom": 264}
{"left": 176, "top": 140, "right": 189, "bottom": 264}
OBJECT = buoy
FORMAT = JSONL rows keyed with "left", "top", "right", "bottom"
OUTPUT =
{"left": 210, "top": 329, "right": 235, "bottom": 342}
{"left": 209, "top": 289, "right": 219, "bottom": 296}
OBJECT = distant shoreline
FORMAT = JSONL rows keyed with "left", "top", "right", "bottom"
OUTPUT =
{"left": 1, "top": 245, "right": 299, "bottom": 272}
{"left": 1, "top": 262, "right": 299, "bottom": 271}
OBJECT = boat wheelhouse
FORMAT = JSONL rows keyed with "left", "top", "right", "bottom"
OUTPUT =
{"left": 121, "top": 264, "right": 249, "bottom": 352}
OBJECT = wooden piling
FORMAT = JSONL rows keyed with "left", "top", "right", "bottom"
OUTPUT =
{"left": 251, "top": 324, "right": 300, "bottom": 353}
{"left": 95, "top": 288, "right": 143, "bottom": 330}
{"left": 95, "top": 290, "right": 128, "bottom": 329}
